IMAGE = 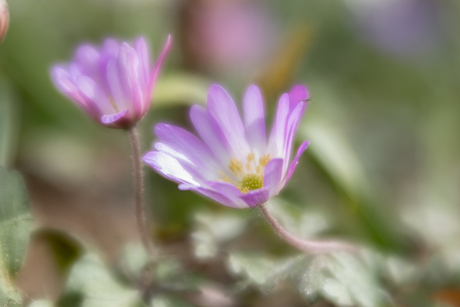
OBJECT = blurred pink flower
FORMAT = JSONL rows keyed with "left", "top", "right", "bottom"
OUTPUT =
{"left": 180, "top": 0, "right": 276, "bottom": 75}
{"left": 143, "top": 84, "right": 310, "bottom": 208}
{"left": 50, "top": 36, "right": 171, "bottom": 129}
{"left": 0, "top": 0, "right": 9, "bottom": 43}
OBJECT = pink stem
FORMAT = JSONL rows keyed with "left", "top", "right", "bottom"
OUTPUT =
{"left": 259, "top": 203, "right": 357, "bottom": 254}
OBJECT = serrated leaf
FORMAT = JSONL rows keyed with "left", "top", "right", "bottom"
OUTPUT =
{"left": 60, "top": 253, "right": 139, "bottom": 307}
{"left": 0, "top": 167, "right": 32, "bottom": 306}
{"left": 227, "top": 252, "right": 277, "bottom": 289}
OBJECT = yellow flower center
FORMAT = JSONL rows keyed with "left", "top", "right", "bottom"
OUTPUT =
{"left": 219, "top": 152, "right": 270, "bottom": 194}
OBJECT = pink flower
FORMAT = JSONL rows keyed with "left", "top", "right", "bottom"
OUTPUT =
{"left": 50, "top": 36, "right": 171, "bottom": 129}
{"left": 0, "top": 0, "right": 9, "bottom": 43}
{"left": 143, "top": 84, "right": 310, "bottom": 208}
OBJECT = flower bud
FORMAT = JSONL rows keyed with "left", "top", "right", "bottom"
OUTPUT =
{"left": 0, "top": 0, "right": 9, "bottom": 43}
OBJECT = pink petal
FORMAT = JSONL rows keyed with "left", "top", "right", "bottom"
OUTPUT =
{"left": 239, "top": 187, "right": 270, "bottom": 208}
{"left": 206, "top": 181, "right": 247, "bottom": 209}
{"left": 243, "top": 85, "right": 266, "bottom": 155}
{"left": 263, "top": 158, "right": 284, "bottom": 196}
{"left": 208, "top": 84, "right": 250, "bottom": 161}
{"left": 190, "top": 104, "right": 232, "bottom": 166}
{"left": 267, "top": 93, "right": 289, "bottom": 158}
{"left": 283, "top": 140, "right": 310, "bottom": 187}
{"left": 149, "top": 34, "right": 172, "bottom": 94}
{"left": 101, "top": 109, "right": 129, "bottom": 126}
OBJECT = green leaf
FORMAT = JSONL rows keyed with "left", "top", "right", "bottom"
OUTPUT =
{"left": 227, "top": 250, "right": 389, "bottom": 307}
{"left": 28, "top": 299, "right": 54, "bottom": 307}
{"left": 0, "top": 166, "right": 32, "bottom": 306}
{"left": 301, "top": 119, "right": 407, "bottom": 252}
{"left": 152, "top": 73, "right": 209, "bottom": 107}
{"left": 0, "top": 77, "right": 18, "bottom": 168}
{"left": 60, "top": 253, "right": 139, "bottom": 307}
{"left": 191, "top": 211, "right": 249, "bottom": 259}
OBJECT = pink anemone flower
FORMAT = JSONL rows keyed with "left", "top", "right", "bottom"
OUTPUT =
{"left": 50, "top": 36, "right": 171, "bottom": 129}
{"left": 143, "top": 84, "right": 310, "bottom": 208}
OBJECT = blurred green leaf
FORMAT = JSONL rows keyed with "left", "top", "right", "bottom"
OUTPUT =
{"left": 150, "top": 295, "right": 195, "bottom": 307}
{"left": 191, "top": 211, "right": 249, "bottom": 260}
{"left": 152, "top": 73, "right": 209, "bottom": 107}
{"left": 0, "top": 77, "right": 18, "bottom": 168}
{"left": 60, "top": 253, "right": 139, "bottom": 307}
{"left": 0, "top": 166, "right": 32, "bottom": 307}
{"left": 302, "top": 119, "right": 407, "bottom": 252}
{"left": 33, "top": 229, "right": 83, "bottom": 274}
{"left": 227, "top": 250, "right": 389, "bottom": 307}
{"left": 28, "top": 300, "right": 54, "bottom": 307}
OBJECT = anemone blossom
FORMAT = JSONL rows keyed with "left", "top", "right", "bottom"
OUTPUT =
{"left": 143, "top": 84, "right": 310, "bottom": 208}
{"left": 50, "top": 36, "right": 171, "bottom": 129}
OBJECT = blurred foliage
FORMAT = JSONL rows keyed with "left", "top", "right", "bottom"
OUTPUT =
{"left": 1, "top": 0, "right": 460, "bottom": 306}
{"left": 0, "top": 167, "right": 31, "bottom": 306}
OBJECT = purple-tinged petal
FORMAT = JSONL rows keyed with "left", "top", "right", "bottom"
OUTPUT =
{"left": 206, "top": 181, "right": 247, "bottom": 208}
{"left": 240, "top": 187, "right": 270, "bottom": 208}
{"left": 106, "top": 58, "right": 128, "bottom": 112}
{"left": 135, "top": 37, "right": 150, "bottom": 90}
{"left": 117, "top": 42, "right": 143, "bottom": 118}
{"left": 101, "top": 109, "right": 129, "bottom": 125}
{"left": 143, "top": 151, "right": 202, "bottom": 187}
{"left": 283, "top": 140, "right": 310, "bottom": 186}
{"left": 282, "top": 100, "right": 306, "bottom": 171}
{"left": 154, "top": 142, "right": 216, "bottom": 181}
{"left": 243, "top": 85, "right": 266, "bottom": 155}
{"left": 75, "top": 75, "right": 113, "bottom": 115}
{"left": 155, "top": 124, "right": 219, "bottom": 171}
{"left": 190, "top": 104, "right": 232, "bottom": 166}
{"left": 74, "top": 44, "right": 100, "bottom": 81}
{"left": 208, "top": 84, "right": 250, "bottom": 160}
{"left": 288, "top": 84, "right": 309, "bottom": 108}
{"left": 50, "top": 65, "right": 83, "bottom": 103}
{"left": 267, "top": 93, "right": 289, "bottom": 158}
{"left": 149, "top": 35, "right": 172, "bottom": 94}
{"left": 263, "top": 158, "right": 284, "bottom": 196}
{"left": 191, "top": 186, "right": 242, "bottom": 208}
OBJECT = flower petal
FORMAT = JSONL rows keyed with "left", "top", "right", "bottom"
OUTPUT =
{"left": 243, "top": 85, "right": 266, "bottom": 155}
{"left": 282, "top": 100, "right": 306, "bottom": 171}
{"left": 283, "top": 140, "right": 310, "bottom": 186}
{"left": 118, "top": 42, "right": 143, "bottom": 118}
{"left": 288, "top": 84, "right": 309, "bottom": 108}
{"left": 101, "top": 109, "right": 129, "bottom": 126}
{"left": 155, "top": 124, "right": 219, "bottom": 173}
{"left": 189, "top": 186, "right": 242, "bottom": 209}
{"left": 143, "top": 151, "right": 201, "bottom": 187}
{"left": 149, "top": 34, "right": 172, "bottom": 93}
{"left": 263, "top": 158, "right": 284, "bottom": 196}
{"left": 74, "top": 44, "right": 101, "bottom": 82}
{"left": 50, "top": 65, "right": 83, "bottom": 103}
{"left": 206, "top": 181, "right": 247, "bottom": 209}
{"left": 267, "top": 93, "right": 289, "bottom": 158}
{"left": 190, "top": 104, "right": 232, "bottom": 166}
{"left": 239, "top": 187, "right": 270, "bottom": 208}
{"left": 208, "top": 84, "right": 250, "bottom": 161}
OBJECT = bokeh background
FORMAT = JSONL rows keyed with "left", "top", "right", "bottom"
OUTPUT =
{"left": 1, "top": 0, "right": 460, "bottom": 306}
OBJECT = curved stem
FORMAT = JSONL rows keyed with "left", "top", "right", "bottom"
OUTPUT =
{"left": 128, "top": 126, "right": 155, "bottom": 257}
{"left": 259, "top": 203, "right": 357, "bottom": 254}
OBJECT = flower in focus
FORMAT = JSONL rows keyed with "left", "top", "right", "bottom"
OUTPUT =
{"left": 50, "top": 36, "right": 171, "bottom": 129}
{"left": 0, "top": 0, "right": 9, "bottom": 43}
{"left": 143, "top": 84, "right": 310, "bottom": 208}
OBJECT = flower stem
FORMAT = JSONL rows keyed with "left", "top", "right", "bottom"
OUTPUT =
{"left": 259, "top": 203, "right": 357, "bottom": 254}
{"left": 128, "top": 126, "right": 155, "bottom": 257}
